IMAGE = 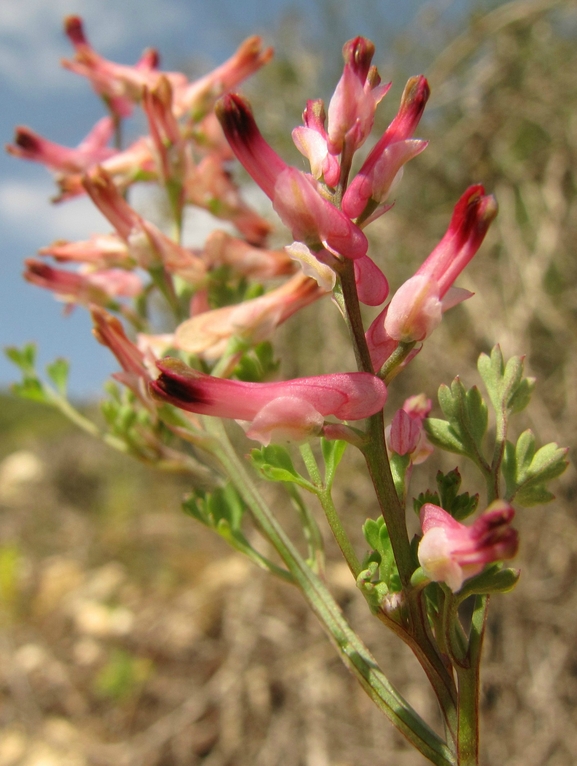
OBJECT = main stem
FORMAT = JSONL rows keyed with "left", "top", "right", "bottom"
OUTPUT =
{"left": 205, "top": 417, "right": 455, "bottom": 766}
{"left": 338, "top": 261, "right": 459, "bottom": 744}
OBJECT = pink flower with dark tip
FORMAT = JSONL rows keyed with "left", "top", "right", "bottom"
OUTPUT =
{"left": 326, "top": 37, "right": 390, "bottom": 156}
{"left": 216, "top": 94, "right": 368, "bottom": 260}
{"left": 150, "top": 358, "right": 387, "bottom": 445}
{"left": 418, "top": 501, "right": 518, "bottom": 592}
{"left": 6, "top": 117, "right": 115, "bottom": 174}
{"left": 385, "top": 185, "right": 498, "bottom": 342}
{"left": 342, "top": 75, "right": 430, "bottom": 221}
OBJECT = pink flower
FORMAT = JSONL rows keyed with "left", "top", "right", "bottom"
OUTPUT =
{"left": 216, "top": 94, "right": 368, "bottom": 260}
{"left": 184, "top": 154, "right": 272, "bottom": 245}
{"left": 62, "top": 16, "right": 186, "bottom": 117}
{"left": 292, "top": 100, "right": 341, "bottom": 187}
{"left": 91, "top": 308, "right": 156, "bottom": 401}
{"left": 142, "top": 76, "right": 187, "bottom": 188}
{"left": 150, "top": 358, "right": 387, "bottom": 445}
{"left": 385, "top": 185, "right": 498, "bottom": 342}
{"left": 6, "top": 117, "right": 115, "bottom": 174}
{"left": 203, "top": 230, "right": 294, "bottom": 280}
{"left": 418, "top": 502, "right": 518, "bottom": 592}
{"left": 39, "top": 233, "right": 133, "bottom": 270}
{"left": 342, "top": 76, "right": 430, "bottom": 220}
{"left": 387, "top": 394, "right": 433, "bottom": 464}
{"left": 174, "top": 35, "right": 273, "bottom": 118}
{"left": 174, "top": 273, "right": 325, "bottom": 360}
{"left": 83, "top": 168, "right": 206, "bottom": 283}
{"left": 326, "top": 37, "right": 390, "bottom": 156}
{"left": 24, "top": 260, "right": 143, "bottom": 308}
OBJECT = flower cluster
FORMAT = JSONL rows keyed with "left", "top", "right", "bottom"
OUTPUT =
{"left": 8, "top": 24, "right": 515, "bottom": 598}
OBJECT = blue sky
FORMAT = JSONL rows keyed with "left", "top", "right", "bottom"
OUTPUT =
{"left": 1, "top": 0, "right": 474, "bottom": 398}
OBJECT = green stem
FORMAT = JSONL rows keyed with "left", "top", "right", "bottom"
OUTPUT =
{"left": 456, "top": 596, "right": 487, "bottom": 765}
{"left": 299, "top": 443, "right": 361, "bottom": 578}
{"left": 337, "top": 263, "right": 459, "bottom": 743}
{"left": 205, "top": 417, "right": 455, "bottom": 766}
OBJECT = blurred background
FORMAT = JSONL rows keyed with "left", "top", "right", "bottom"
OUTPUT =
{"left": 1, "top": 0, "right": 576, "bottom": 764}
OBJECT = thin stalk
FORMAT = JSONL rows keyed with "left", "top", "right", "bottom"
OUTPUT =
{"left": 205, "top": 417, "right": 455, "bottom": 766}
{"left": 456, "top": 596, "right": 488, "bottom": 765}
{"left": 299, "top": 443, "right": 361, "bottom": 578}
{"left": 338, "top": 263, "right": 459, "bottom": 741}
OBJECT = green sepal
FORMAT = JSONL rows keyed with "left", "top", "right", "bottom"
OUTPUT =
{"left": 250, "top": 445, "right": 316, "bottom": 493}
{"left": 320, "top": 437, "right": 347, "bottom": 490}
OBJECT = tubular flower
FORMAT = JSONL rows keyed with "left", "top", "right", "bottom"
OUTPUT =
{"left": 216, "top": 93, "right": 368, "bottom": 260}
{"left": 385, "top": 185, "right": 498, "bottom": 342}
{"left": 39, "top": 233, "right": 134, "bottom": 270}
{"left": 150, "top": 358, "right": 387, "bottom": 445}
{"left": 342, "top": 75, "right": 430, "bottom": 221}
{"left": 83, "top": 167, "right": 206, "bottom": 283}
{"left": 174, "top": 273, "right": 325, "bottom": 359}
{"left": 203, "top": 230, "right": 294, "bottom": 280}
{"left": 418, "top": 502, "right": 519, "bottom": 593}
{"left": 184, "top": 154, "right": 272, "bottom": 245}
{"left": 326, "top": 37, "right": 390, "bottom": 156}
{"left": 62, "top": 16, "right": 186, "bottom": 117}
{"left": 386, "top": 394, "right": 433, "bottom": 464}
{"left": 24, "top": 260, "right": 143, "bottom": 308}
{"left": 174, "top": 35, "right": 273, "bottom": 119}
{"left": 6, "top": 117, "right": 115, "bottom": 175}
{"left": 292, "top": 100, "right": 341, "bottom": 187}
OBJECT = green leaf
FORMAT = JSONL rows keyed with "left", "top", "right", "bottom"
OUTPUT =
{"left": 515, "top": 429, "right": 536, "bottom": 478}
{"left": 390, "top": 452, "right": 410, "bottom": 502}
{"left": 435, "top": 469, "right": 479, "bottom": 521}
{"left": 250, "top": 445, "right": 315, "bottom": 492}
{"left": 515, "top": 484, "right": 556, "bottom": 507}
{"left": 477, "top": 345, "right": 505, "bottom": 411}
{"left": 502, "top": 440, "right": 517, "bottom": 500}
{"left": 508, "top": 377, "right": 535, "bottom": 414}
{"left": 5, "top": 343, "right": 37, "bottom": 375}
{"left": 320, "top": 438, "right": 347, "bottom": 489}
{"left": 465, "top": 386, "right": 488, "bottom": 448}
{"left": 424, "top": 418, "right": 467, "bottom": 455}
{"left": 11, "top": 378, "right": 48, "bottom": 404}
{"left": 455, "top": 564, "right": 520, "bottom": 601}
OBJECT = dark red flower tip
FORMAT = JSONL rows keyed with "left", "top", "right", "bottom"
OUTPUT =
{"left": 64, "top": 15, "right": 87, "bottom": 46}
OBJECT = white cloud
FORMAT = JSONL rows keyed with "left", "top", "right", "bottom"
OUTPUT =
{"left": 0, "top": 0, "right": 194, "bottom": 90}
{"left": 0, "top": 178, "right": 109, "bottom": 244}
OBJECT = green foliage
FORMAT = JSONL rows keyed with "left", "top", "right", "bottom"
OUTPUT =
{"left": 250, "top": 444, "right": 315, "bottom": 492}
{"left": 320, "top": 437, "right": 347, "bottom": 490}
{"left": 453, "top": 564, "right": 520, "bottom": 602}
{"left": 413, "top": 469, "right": 478, "bottom": 521}
{"left": 358, "top": 517, "right": 402, "bottom": 613}
{"left": 502, "top": 430, "right": 568, "bottom": 506}
{"left": 477, "top": 346, "right": 535, "bottom": 418}
{"left": 425, "top": 378, "right": 488, "bottom": 465}
{"left": 233, "top": 341, "right": 280, "bottom": 382}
